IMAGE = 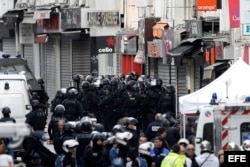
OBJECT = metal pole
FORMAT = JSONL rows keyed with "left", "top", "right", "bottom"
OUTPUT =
{"left": 15, "top": 22, "right": 20, "bottom": 56}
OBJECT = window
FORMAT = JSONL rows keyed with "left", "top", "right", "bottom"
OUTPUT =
{"left": 202, "top": 20, "right": 219, "bottom": 37}
{"left": 240, "top": 122, "right": 250, "bottom": 145}
{"left": 106, "top": 54, "right": 114, "bottom": 75}
{"left": 203, "top": 123, "right": 214, "bottom": 150}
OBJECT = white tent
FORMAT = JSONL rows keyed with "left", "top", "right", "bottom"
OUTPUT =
{"left": 179, "top": 59, "right": 250, "bottom": 114}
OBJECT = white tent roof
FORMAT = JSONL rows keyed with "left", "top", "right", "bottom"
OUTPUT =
{"left": 179, "top": 59, "right": 250, "bottom": 114}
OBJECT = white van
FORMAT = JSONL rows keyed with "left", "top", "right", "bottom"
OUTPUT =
{"left": 195, "top": 102, "right": 250, "bottom": 155}
{"left": 0, "top": 74, "right": 31, "bottom": 123}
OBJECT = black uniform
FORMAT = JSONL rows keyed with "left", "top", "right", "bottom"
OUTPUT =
{"left": 25, "top": 108, "right": 47, "bottom": 131}
{"left": 62, "top": 95, "right": 84, "bottom": 121}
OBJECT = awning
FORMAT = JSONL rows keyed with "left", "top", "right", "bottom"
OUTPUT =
{"left": 167, "top": 45, "right": 194, "bottom": 56}
{"left": 22, "top": 16, "right": 36, "bottom": 24}
{"left": 203, "top": 62, "right": 224, "bottom": 79}
{"left": 153, "top": 22, "right": 169, "bottom": 38}
{"left": 35, "top": 34, "right": 48, "bottom": 43}
{"left": 2, "top": 10, "right": 24, "bottom": 23}
{"left": 33, "top": 10, "right": 51, "bottom": 20}
{"left": 61, "top": 31, "right": 81, "bottom": 39}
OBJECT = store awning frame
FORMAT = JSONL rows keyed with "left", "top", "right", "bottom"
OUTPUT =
{"left": 153, "top": 22, "right": 169, "bottom": 38}
{"left": 203, "top": 62, "right": 224, "bottom": 80}
{"left": 2, "top": 9, "right": 25, "bottom": 23}
{"left": 35, "top": 34, "right": 48, "bottom": 43}
{"left": 167, "top": 38, "right": 202, "bottom": 57}
{"left": 33, "top": 10, "right": 51, "bottom": 20}
{"left": 61, "top": 30, "right": 81, "bottom": 39}
{"left": 22, "top": 16, "right": 36, "bottom": 24}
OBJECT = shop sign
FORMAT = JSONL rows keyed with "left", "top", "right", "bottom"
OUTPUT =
{"left": 228, "top": 0, "right": 240, "bottom": 28}
{"left": 20, "top": 24, "right": 34, "bottom": 44}
{"left": 88, "top": 11, "right": 119, "bottom": 26}
{"left": 61, "top": 8, "right": 81, "bottom": 30}
{"left": 242, "top": 24, "right": 250, "bottom": 36}
{"left": 96, "top": 36, "right": 115, "bottom": 54}
{"left": 240, "top": 0, "right": 250, "bottom": 24}
{"left": 215, "top": 41, "right": 224, "bottom": 60}
{"left": 196, "top": 0, "right": 217, "bottom": 11}
{"left": 148, "top": 39, "right": 165, "bottom": 58}
{"left": 36, "top": 13, "right": 60, "bottom": 33}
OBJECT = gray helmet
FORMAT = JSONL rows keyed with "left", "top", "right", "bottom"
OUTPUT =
{"left": 227, "top": 142, "right": 241, "bottom": 151}
{"left": 200, "top": 140, "right": 212, "bottom": 152}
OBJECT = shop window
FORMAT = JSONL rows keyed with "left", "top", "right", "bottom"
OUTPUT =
{"left": 202, "top": 21, "right": 220, "bottom": 37}
{"left": 106, "top": 54, "right": 114, "bottom": 75}
{"left": 240, "top": 122, "right": 250, "bottom": 145}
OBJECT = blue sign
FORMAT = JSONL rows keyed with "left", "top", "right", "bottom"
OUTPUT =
{"left": 242, "top": 24, "right": 250, "bottom": 36}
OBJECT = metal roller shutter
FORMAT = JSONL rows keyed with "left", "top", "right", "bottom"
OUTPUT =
{"left": 149, "top": 59, "right": 154, "bottom": 78}
{"left": 45, "top": 39, "right": 57, "bottom": 101}
{"left": 158, "top": 60, "right": 177, "bottom": 86}
{"left": 60, "top": 39, "right": 72, "bottom": 88}
{"left": 3, "top": 38, "right": 16, "bottom": 56}
{"left": 72, "top": 37, "right": 91, "bottom": 77}
{"left": 23, "top": 44, "right": 34, "bottom": 74}
{"left": 177, "top": 65, "right": 188, "bottom": 97}
{"left": 116, "top": 54, "right": 121, "bottom": 75}
{"left": 194, "top": 57, "right": 203, "bottom": 91}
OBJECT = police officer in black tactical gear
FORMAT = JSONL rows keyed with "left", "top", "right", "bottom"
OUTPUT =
{"left": 37, "top": 77, "right": 49, "bottom": 115}
{"left": 75, "top": 117, "right": 93, "bottom": 167}
{"left": 157, "top": 85, "right": 176, "bottom": 117}
{"left": 122, "top": 80, "right": 140, "bottom": 119}
{"left": 25, "top": 99, "right": 47, "bottom": 131}
{"left": 0, "top": 107, "right": 16, "bottom": 157}
{"left": 51, "top": 89, "right": 65, "bottom": 113}
{"left": 125, "top": 117, "right": 139, "bottom": 149}
{"left": 98, "top": 85, "right": 115, "bottom": 132}
{"left": 48, "top": 104, "right": 67, "bottom": 141}
{"left": 0, "top": 107, "right": 16, "bottom": 123}
{"left": 62, "top": 88, "right": 85, "bottom": 121}
{"left": 78, "top": 81, "right": 91, "bottom": 114}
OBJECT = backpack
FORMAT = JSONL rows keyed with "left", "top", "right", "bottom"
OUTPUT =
{"left": 136, "top": 156, "right": 148, "bottom": 167}
{"left": 55, "top": 154, "right": 65, "bottom": 167}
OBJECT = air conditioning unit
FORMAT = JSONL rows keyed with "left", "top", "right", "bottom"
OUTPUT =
{"left": 79, "top": 0, "right": 86, "bottom": 6}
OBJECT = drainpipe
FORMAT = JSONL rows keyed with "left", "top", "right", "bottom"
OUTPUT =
{"left": 15, "top": 22, "right": 20, "bottom": 56}
{"left": 123, "top": 0, "right": 127, "bottom": 28}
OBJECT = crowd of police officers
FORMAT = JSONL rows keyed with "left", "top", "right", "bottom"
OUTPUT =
{"left": 0, "top": 72, "right": 183, "bottom": 167}
{"left": 50, "top": 72, "right": 176, "bottom": 132}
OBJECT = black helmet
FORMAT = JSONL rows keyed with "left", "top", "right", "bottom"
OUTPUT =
{"left": 81, "top": 120, "right": 92, "bottom": 132}
{"left": 54, "top": 104, "right": 65, "bottom": 116}
{"left": 75, "top": 122, "right": 82, "bottom": 133}
{"left": 72, "top": 74, "right": 81, "bottom": 83}
{"left": 102, "top": 78, "right": 110, "bottom": 86}
{"left": 81, "top": 81, "right": 90, "bottom": 90}
{"left": 2, "top": 107, "right": 11, "bottom": 114}
{"left": 86, "top": 75, "right": 94, "bottom": 83}
{"left": 110, "top": 79, "right": 118, "bottom": 86}
{"left": 94, "top": 123, "right": 105, "bottom": 133}
{"left": 156, "top": 79, "right": 163, "bottom": 87}
{"left": 126, "top": 117, "right": 138, "bottom": 126}
{"left": 112, "top": 124, "right": 124, "bottom": 134}
{"left": 92, "top": 132, "right": 105, "bottom": 140}
{"left": 31, "top": 99, "right": 40, "bottom": 108}
{"left": 67, "top": 88, "right": 78, "bottom": 98}
{"left": 37, "top": 77, "right": 44, "bottom": 85}
{"left": 63, "top": 122, "right": 74, "bottom": 132}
